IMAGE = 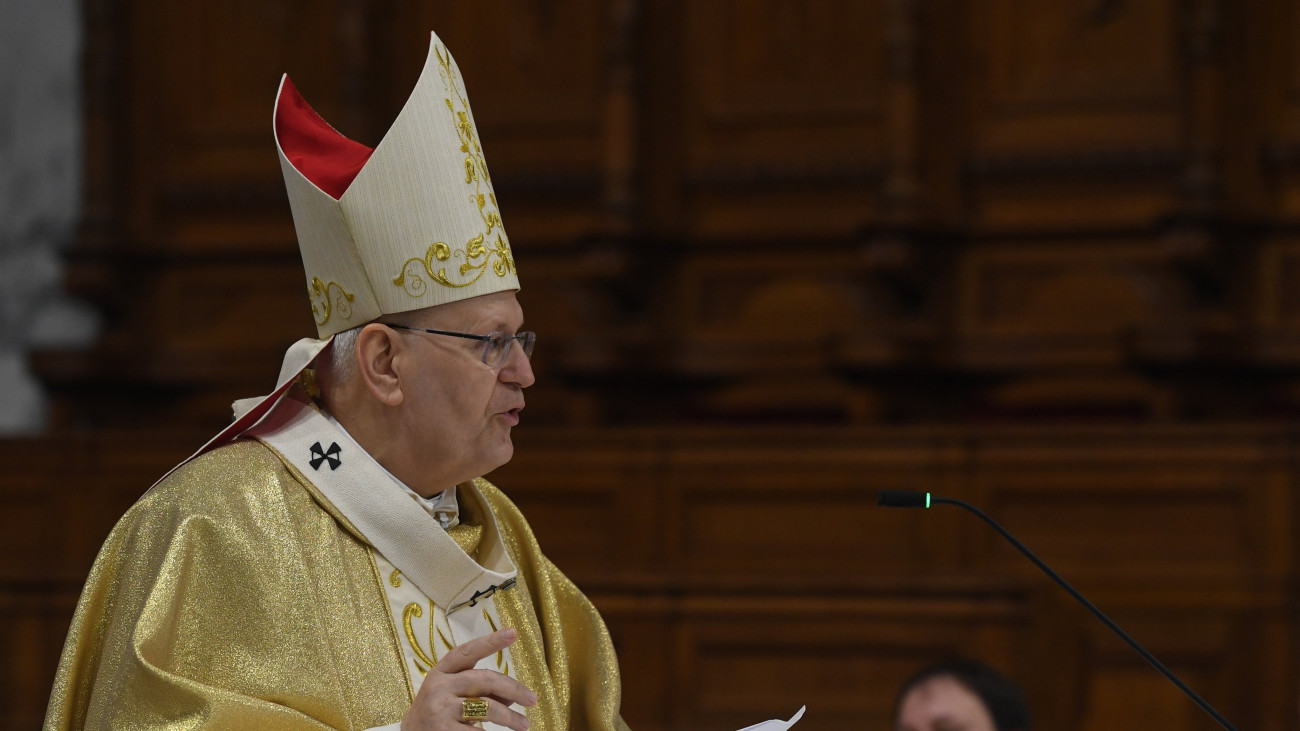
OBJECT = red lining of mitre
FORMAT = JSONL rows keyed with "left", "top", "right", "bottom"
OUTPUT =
{"left": 275, "top": 76, "right": 374, "bottom": 200}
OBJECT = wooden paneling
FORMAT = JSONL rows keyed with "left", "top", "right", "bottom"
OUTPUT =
{"left": 686, "top": 0, "right": 887, "bottom": 155}
{"left": 660, "top": 591, "right": 1033, "bottom": 731}
{"left": 505, "top": 425, "right": 1297, "bottom": 730}
{"left": 490, "top": 433, "right": 663, "bottom": 576}
{"left": 1257, "top": 234, "right": 1300, "bottom": 364}
{"left": 8, "top": 425, "right": 1295, "bottom": 729}
{"left": 52, "top": 0, "right": 1300, "bottom": 428}
{"left": 972, "top": 432, "right": 1291, "bottom": 583}
{"left": 498, "top": 425, "right": 1292, "bottom": 587}
{"left": 1064, "top": 594, "right": 1288, "bottom": 731}
{"left": 1271, "top": 0, "right": 1300, "bottom": 145}
{"left": 674, "top": 252, "right": 874, "bottom": 375}
{"left": 1259, "top": 238, "right": 1300, "bottom": 330}
{"left": 1262, "top": 0, "right": 1300, "bottom": 216}
{"left": 0, "top": 588, "right": 80, "bottom": 730}
{"left": 979, "top": 0, "right": 1181, "bottom": 134}
{"left": 955, "top": 238, "right": 1195, "bottom": 371}
{"left": 665, "top": 434, "right": 963, "bottom": 578}
{"left": 968, "top": 0, "right": 1190, "bottom": 227}
{"left": 681, "top": 0, "right": 891, "bottom": 236}
{"left": 124, "top": 0, "right": 352, "bottom": 252}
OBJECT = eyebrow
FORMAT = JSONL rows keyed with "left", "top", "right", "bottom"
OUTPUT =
{"left": 484, "top": 318, "right": 524, "bottom": 332}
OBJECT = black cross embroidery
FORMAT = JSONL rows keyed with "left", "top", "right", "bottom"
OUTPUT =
{"left": 309, "top": 441, "right": 342, "bottom": 471}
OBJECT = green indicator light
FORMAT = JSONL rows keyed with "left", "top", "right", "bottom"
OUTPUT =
{"left": 925, "top": 493, "right": 931, "bottom": 508}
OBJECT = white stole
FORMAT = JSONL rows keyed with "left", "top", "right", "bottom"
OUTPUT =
{"left": 250, "top": 396, "right": 521, "bottom": 729}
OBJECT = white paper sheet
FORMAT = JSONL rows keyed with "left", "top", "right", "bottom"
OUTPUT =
{"left": 735, "top": 705, "right": 806, "bottom": 731}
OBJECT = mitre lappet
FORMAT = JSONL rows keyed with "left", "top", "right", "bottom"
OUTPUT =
{"left": 156, "top": 30, "right": 519, "bottom": 485}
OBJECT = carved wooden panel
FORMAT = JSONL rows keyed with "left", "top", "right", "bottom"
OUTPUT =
{"left": 668, "top": 432, "right": 964, "bottom": 578}
{"left": 1249, "top": 233, "right": 1300, "bottom": 408}
{"left": 1265, "top": 0, "right": 1300, "bottom": 149}
{"left": 592, "top": 586, "right": 1049, "bottom": 731}
{"left": 0, "top": 589, "right": 80, "bottom": 730}
{"left": 0, "top": 443, "right": 72, "bottom": 584}
{"left": 974, "top": 0, "right": 1182, "bottom": 152}
{"left": 1291, "top": 0, "right": 1300, "bottom": 106}
{"left": 1257, "top": 236, "right": 1300, "bottom": 336}
{"left": 957, "top": 240, "right": 1184, "bottom": 366}
{"left": 968, "top": 0, "right": 1189, "bottom": 227}
{"left": 681, "top": 255, "right": 868, "bottom": 334}
{"left": 2, "top": 424, "right": 1296, "bottom": 728}
{"left": 675, "top": 252, "right": 873, "bottom": 373}
{"left": 681, "top": 0, "right": 891, "bottom": 236}
{"left": 971, "top": 430, "right": 1291, "bottom": 584}
{"left": 124, "top": 0, "right": 354, "bottom": 252}
{"left": 1063, "top": 594, "right": 1289, "bottom": 731}
{"left": 989, "top": 470, "right": 1257, "bottom": 581}
{"left": 665, "top": 591, "right": 1034, "bottom": 731}
{"left": 688, "top": 1, "right": 886, "bottom": 133}
{"left": 138, "top": 260, "right": 311, "bottom": 356}
{"left": 393, "top": 2, "right": 606, "bottom": 131}
{"left": 1255, "top": 232, "right": 1300, "bottom": 396}
{"left": 1, "top": 438, "right": 111, "bottom": 584}
{"left": 971, "top": 178, "right": 1186, "bottom": 229}
{"left": 1268, "top": 0, "right": 1300, "bottom": 216}
{"left": 488, "top": 431, "right": 664, "bottom": 577}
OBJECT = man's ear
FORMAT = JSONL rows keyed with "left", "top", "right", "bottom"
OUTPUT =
{"left": 355, "top": 324, "right": 404, "bottom": 406}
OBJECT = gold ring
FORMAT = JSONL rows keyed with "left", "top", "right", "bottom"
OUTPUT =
{"left": 461, "top": 697, "right": 490, "bottom": 721}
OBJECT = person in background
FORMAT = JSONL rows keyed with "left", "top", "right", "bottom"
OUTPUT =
{"left": 894, "top": 657, "right": 1031, "bottom": 731}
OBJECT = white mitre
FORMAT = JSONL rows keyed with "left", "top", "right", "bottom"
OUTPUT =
{"left": 150, "top": 30, "right": 517, "bottom": 488}
{"left": 276, "top": 31, "right": 518, "bottom": 339}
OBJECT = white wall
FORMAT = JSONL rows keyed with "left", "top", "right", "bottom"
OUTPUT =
{"left": 0, "top": 0, "right": 99, "bottom": 433}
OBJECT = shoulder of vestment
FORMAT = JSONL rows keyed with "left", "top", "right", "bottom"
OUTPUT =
{"left": 125, "top": 439, "right": 302, "bottom": 529}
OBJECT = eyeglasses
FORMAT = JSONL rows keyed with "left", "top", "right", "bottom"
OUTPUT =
{"left": 387, "top": 324, "right": 536, "bottom": 368}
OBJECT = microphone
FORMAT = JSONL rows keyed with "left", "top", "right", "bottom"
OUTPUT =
{"left": 877, "top": 490, "right": 1238, "bottom": 731}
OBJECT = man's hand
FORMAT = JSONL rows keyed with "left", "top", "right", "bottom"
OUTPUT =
{"left": 401, "top": 628, "right": 537, "bottom": 731}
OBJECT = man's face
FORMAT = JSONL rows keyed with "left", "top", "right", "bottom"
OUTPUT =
{"left": 391, "top": 290, "right": 534, "bottom": 488}
{"left": 897, "top": 675, "right": 998, "bottom": 731}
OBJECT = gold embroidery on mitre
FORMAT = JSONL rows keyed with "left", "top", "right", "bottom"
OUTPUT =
{"left": 389, "top": 569, "right": 402, "bottom": 588}
{"left": 390, "top": 44, "right": 517, "bottom": 297}
{"left": 308, "top": 277, "right": 356, "bottom": 326}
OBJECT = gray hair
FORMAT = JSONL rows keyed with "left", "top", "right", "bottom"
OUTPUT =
{"left": 329, "top": 325, "right": 362, "bottom": 382}
{"left": 328, "top": 311, "right": 422, "bottom": 383}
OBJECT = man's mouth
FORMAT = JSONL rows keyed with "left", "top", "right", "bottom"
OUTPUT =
{"left": 499, "top": 406, "right": 523, "bottom": 425}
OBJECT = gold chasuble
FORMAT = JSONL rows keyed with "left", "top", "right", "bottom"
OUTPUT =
{"left": 44, "top": 396, "right": 628, "bottom": 730}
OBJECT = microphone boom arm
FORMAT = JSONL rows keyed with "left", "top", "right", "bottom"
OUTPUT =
{"left": 878, "top": 490, "right": 1238, "bottom": 731}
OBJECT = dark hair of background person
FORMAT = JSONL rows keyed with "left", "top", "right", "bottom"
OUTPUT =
{"left": 894, "top": 657, "right": 1032, "bottom": 731}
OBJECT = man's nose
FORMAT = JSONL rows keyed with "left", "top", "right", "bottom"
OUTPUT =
{"left": 500, "top": 342, "right": 535, "bottom": 388}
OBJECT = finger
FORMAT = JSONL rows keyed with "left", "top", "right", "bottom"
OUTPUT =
{"left": 434, "top": 628, "right": 518, "bottom": 674}
{"left": 456, "top": 696, "right": 530, "bottom": 731}
{"left": 449, "top": 668, "right": 538, "bottom": 708}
